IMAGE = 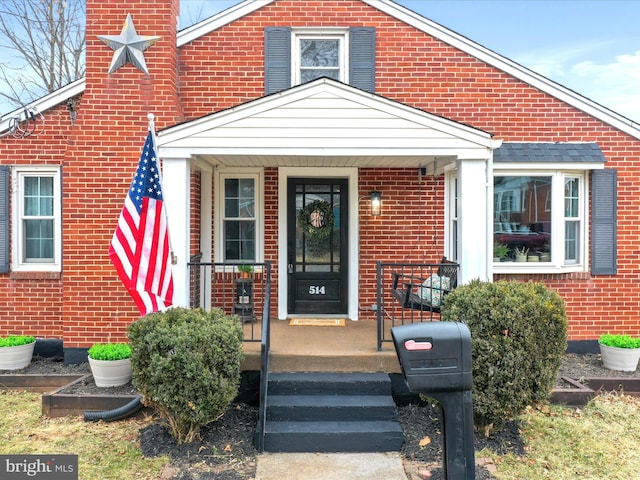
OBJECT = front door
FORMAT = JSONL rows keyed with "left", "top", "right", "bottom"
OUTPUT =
{"left": 287, "top": 178, "right": 348, "bottom": 314}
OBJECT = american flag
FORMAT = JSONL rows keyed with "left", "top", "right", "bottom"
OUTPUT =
{"left": 109, "top": 131, "right": 174, "bottom": 316}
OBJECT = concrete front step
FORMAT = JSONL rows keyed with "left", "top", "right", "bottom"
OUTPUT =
{"left": 260, "top": 372, "right": 404, "bottom": 453}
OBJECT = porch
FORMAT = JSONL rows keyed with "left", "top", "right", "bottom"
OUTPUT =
{"left": 242, "top": 317, "right": 400, "bottom": 373}
{"left": 189, "top": 258, "right": 459, "bottom": 373}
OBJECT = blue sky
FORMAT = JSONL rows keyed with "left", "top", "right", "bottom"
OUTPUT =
{"left": 3, "top": 1, "right": 639, "bottom": 123}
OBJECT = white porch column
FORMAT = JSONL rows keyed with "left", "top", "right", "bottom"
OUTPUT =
{"left": 457, "top": 158, "right": 490, "bottom": 283}
{"left": 200, "top": 167, "right": 213, "bottom": 264}
{"left": 161, "top": 157, "right": 190, "bottom": 307}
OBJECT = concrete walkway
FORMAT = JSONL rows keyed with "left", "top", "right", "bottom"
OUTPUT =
{"left": 255, "top": 452, "right": 409, "bottom": 480}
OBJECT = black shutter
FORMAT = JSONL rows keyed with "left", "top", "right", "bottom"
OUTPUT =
{"left": 0, "top": 165, "right": 9, "bottom": 273}
{"left": 349, "top": 27, "right": 375, "bottom": 93}
{"left": 591, "top": 169, "right": 617, "bottom": 275}
{"left": 265, "top": 27, "right": 291, "bottom": 95}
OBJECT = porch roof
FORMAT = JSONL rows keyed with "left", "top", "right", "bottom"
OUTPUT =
{"left": 157, "top": 78, "right": 502, "bottom": 170}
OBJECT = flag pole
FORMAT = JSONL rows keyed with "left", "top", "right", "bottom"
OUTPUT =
{"left": 147, "top": 113, "right": 177, "bottom": 265}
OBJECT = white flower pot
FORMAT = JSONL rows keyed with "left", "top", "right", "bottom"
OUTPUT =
{"left": 599, "top": 343, "right": 640, "bottom": 372}
{"left": 88, "top": 357, "right": 132, "bottom": 387}
{"left": 0, "top": 341, "right": 35, "bottom": 370}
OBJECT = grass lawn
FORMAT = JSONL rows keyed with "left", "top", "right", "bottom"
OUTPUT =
{"left": 490, "top": 392, "right": 640, "bottom": 479}
{"left": 1, "top": 390, "right": 638, "bottom": 479}
{"left": 0, "top": 391, "right": 168, "bottom": 479}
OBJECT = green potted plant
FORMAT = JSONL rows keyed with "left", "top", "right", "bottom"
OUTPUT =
{"left": 88, "top": 343, "right": 132, "bottom": 387}
{"left": 0, "top": 335, "right": 36, "bottom": 370}
{"left": 598, "top": 333, "right": 640, "bottom": 372}
{"left": 237, "top": 263, "right": 253, "bottom": 278}
{"left": 493, "top": 242, "right": 509, "bottom": 262}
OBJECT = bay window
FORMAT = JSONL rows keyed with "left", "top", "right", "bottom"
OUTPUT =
{"left": 493, "top": 171, "right": 585, "bottom": 269}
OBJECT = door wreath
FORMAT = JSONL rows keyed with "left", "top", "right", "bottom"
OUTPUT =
{"left": 298, "top": 200, "right": 334, "bottom": 238}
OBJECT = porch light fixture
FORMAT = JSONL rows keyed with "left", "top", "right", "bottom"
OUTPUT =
{"left": 370, "top": 191, "right": 382, "bottom": 216}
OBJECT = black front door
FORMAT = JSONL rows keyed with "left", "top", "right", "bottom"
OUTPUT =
{"left": 287, "top": 178, "right": 348, "bottom": 314}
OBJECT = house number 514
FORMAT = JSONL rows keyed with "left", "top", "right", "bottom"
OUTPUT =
{"left": 309, "top": 285, "right": 326, "bottom": 295}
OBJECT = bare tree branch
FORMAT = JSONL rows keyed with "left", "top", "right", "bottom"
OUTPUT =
{"left": 0, "top": 0, "right": 85, "bottom": 110}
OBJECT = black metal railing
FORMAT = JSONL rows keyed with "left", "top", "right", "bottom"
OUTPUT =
{"left": 187, "top": 257, "right": 271, "bottom": 342}
{"left": 376, "top": 260, "right": 460, "bottom": 350}
{"left": 255, "top": 261, "right": 272, "bottom": 453}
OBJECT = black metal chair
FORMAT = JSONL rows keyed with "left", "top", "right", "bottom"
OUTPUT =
{"left": 391, "top": 257, "right": 459, "bottom": 313}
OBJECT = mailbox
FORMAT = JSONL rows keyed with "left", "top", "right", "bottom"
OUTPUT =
{"left": 392, "top": 322, "right": 472, "bottom": 392}
{"left": 392, "top": 322, "right": 475, "bottom": 480}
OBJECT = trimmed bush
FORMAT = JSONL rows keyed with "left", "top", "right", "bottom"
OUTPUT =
{"left": 440, "top": 280, "right": 567, "bottom": 434}
{"left": 128, "top": 307, "right": 243, "bottom": 443}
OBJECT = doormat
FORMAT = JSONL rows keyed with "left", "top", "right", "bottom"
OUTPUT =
{"left": 288, "top": 318, "right": 346, "bottom": 327}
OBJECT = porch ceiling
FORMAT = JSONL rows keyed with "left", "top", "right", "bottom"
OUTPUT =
{"left": 192, "top": 153, "right": 458, "bottom": 169}
{"left": 158, "top": 78, "right": 501, "bottom": 169}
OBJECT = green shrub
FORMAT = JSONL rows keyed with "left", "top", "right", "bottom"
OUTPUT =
{"left": 0, "top": 335, "right": 35, "bottom": 347}
{"left": 440, "top": 280, "right": 567, "bottom": 434}
{"left": 88, "top": 343, "right": 131, "bottom": 360}
{"left": 599, "top": 333, "right": 640, "bottom": 349}
{"left": 127, "top": 307, "right": 243, "bottom": 443}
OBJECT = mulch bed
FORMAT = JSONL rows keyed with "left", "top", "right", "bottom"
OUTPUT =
{"left": 4, "top": 353, "right": 639, "bottom": 479}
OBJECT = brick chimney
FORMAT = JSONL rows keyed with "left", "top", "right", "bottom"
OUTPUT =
{"left": 61, "top": 0, "right": 182, "bottom": 352}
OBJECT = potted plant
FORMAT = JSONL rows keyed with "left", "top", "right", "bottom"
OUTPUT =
{"left": 493, "top": 242, "right": 509, "bottom": 262}
{"left": 0, "top": 335, "right": 36, "bottom": 370}
{"left": 514, "top": 246, "right": 529, "bottom": 262}
{"left": 88, "top": 343, "right": 132, "bottom": 387}
{"left": 237, "top": 263, "right": 253, "bottom": 278}
{"left": 598, "top": 333, "right": 640, "bottom": 372}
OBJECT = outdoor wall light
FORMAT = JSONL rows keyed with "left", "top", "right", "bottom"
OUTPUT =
{"left": 370, "top": 191, "right": 382, "bottom": 216}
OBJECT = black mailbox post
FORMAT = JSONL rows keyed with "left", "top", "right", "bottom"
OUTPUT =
{"left": 392, "top": 322, "right": 475, "bottom": 480}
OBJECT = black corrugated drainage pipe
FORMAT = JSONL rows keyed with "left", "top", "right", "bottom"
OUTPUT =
{"left": 84, "top": 395, "right": 143, "bottom": 422}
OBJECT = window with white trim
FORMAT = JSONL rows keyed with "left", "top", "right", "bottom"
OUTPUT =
{"left": 215, "top": 170, "right": 264, "bottom": 263}
{"left": 12, "top": 167, "right": 62, "bottom": 272}
{"left": 493, "top": 171, "right": 586, "bottom": 269}
{"left": 293, "top": 29, "right": 347, "bottom": 85}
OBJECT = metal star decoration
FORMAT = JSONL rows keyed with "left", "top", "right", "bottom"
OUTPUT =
{"left": 97, "top": 13, "right": 160, "bottom": 75}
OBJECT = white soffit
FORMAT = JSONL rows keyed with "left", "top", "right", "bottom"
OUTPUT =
{"left": 157, "top": 78, "right": 499, "bottom": 166}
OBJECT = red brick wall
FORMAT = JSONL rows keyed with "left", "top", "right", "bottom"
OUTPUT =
{"left": 190, "top": 169, "right": 201, "bottom": 257}
{"left": 0, "top": 103, "right": 71, "bottom": 339}
{"left": 176, "top": 0, "right": 634, "bottom": 340}
{"left": 1, "top": 0, "right": 638, "bottom": 344}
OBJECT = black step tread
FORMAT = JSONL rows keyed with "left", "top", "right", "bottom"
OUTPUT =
{"left": 268, "top": 372, "right": 391, "bottom": 395}
{"left": 267, "top": 394, "right": 396, "bottom": 408}
{"left": 265, "top": 420, "right": 403, "bottom": 434}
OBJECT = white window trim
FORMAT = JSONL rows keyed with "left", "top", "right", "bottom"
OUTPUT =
{"left": 291, "top": 27, "right": 349, "bottom": 86}
{"left": 492, "top": 169, "right": 589, "bottom": 274}
{"left": 213, "top": 168, "right": 264, "bottom": 265}
{"left": 11, "top": 166, "right": 62, "bottom": 272}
